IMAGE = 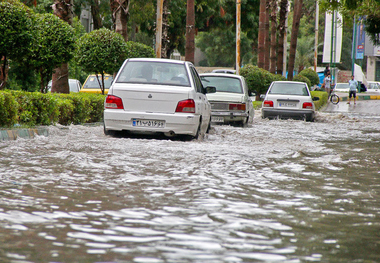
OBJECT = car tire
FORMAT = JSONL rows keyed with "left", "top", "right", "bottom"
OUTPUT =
{"left": 104, "top": 124, "right": 115, "bottom": 136}
{"left": 206, "top": 117, "right": 211, "bottom": 133}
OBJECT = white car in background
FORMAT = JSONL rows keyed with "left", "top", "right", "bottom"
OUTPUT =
{"left": 200, "top": 73, "right": 254, "bottom": 127}
{"left": 103, "top": 58, "right": 216, "bottom": 139}
{"left": 367, "top": 81, "right": 380, "bottom": 93}
{"left": 261, "top": 81, "right": 319, "bottom": 122}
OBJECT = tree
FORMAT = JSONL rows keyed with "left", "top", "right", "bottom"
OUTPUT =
{"left": 75, "top": 28, "right": 128, "bottom": 94}
{"left": 257, "top": 0, "right": 266, "bottom": 68}
{"left": 29, "top": 13, "right": 76, "bottom": 93}
{"left": 51, "top": 0, "right": 73, "bottom": 94}
{"left": 269, "top": 0, "right": 277, "bottom": 74}
{"left": 287, "top": 0, "right": 303, "bottom": 80}
{"left": 185, "top": 0, "right": 195, "bottom": 63}
{"left": 0, "top": 0, "right": 34, "bottom": 89}
{"left": 110, "top": 0, "right": 130, "bottom": 42}
{"left": 276, "top": 0, "right": 288, "bottom": 75}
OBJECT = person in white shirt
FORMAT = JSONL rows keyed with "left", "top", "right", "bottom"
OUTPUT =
{"left": 323, "top": 73, "right": 331, "bottom": 97}
{"left": 348, "top": 75, "right": 358, "bottom": 105}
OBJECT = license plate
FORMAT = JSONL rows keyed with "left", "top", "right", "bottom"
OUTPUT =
{"left": 211, "top": 116, "right": 224, "bottom": 123}
{"left": 132, "top": 119, "right": 165, "bottom": 128}
{"left": 279, "top": 102, "right": 296, "bottom": 107}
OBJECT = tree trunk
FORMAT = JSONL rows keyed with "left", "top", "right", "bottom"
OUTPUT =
{"left": 0, "top": 56, "right": 8, "bottom": 90}
{"left": 269, "top": 0, "right": 277, "bottom": 74}
{"left": 185, "top": 0, "right": 195, "bottom": 63}
{"left": 287, "top": 0, "right": 303, "bottom": 80}
{"left": 51, "top": 0, "right": 73, "bottom": 94}
{"left": 257, "top": 0, "right": 266, "bottom": 69}
{"left": 161, "top": 0, "right": 170, "bottom": 59}
{"left": 91, "top": 0, "right": 103, "bottom": 29}
{"left": 277, "top": 0, "right": 288, "bottom": 76}
{"left": 110, "top": 0, "right": 130, "bottom": 42}
{"left": 264, "top": 0, "right": 270, "bottom": 71}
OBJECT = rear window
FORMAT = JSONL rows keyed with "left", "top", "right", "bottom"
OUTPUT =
{"left": 200, "top": 76, "right": 243, "bottom": 93}
{"left": 269, "top": 82, "right": 309, "bottom": 96}
{"left": 116, "top": 61, "right": 190, "bottom": 87}
{"left": 82, "top": 75, "right": 113, "bottom": 90}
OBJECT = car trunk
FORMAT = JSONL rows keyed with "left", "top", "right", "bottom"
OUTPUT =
{"left": 269, "top": 95, "right": 310, "bottom": 110}
{"left": 111, "top": 83, "right": 191, "bottom": 114}
{"left": 207, "top": 92, "right": 245, "bottom": 111}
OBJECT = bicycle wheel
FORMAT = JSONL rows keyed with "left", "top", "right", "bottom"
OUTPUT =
{"left": 330, "top": 94, "right": 340, "bottom": 104}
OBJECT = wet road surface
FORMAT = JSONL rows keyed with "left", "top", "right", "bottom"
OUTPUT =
{"left": 0, "top": 109, "right": 380, "bottom": 262}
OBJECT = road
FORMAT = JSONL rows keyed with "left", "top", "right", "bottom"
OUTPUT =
{"left": 0, "top": 100, "right": 380, "bottom": 262}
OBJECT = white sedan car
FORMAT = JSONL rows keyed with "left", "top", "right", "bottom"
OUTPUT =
{"left": 367, "top": 81, "right": 380, "bottom": 93}
{"left": 103, "top": 58, "right": 216, "bottom": 139}
{"left": 200, "top": 73, "right": 254, "bottom": 126}
{"left": 261, "top": 81, "right": 319, "bottom": 122}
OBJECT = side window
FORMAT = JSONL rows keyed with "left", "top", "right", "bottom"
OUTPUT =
{"left": 190, "top": 67, "right": 203, "bottom": 93}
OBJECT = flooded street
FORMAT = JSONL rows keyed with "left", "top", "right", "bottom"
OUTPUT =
{"left": 1, "top": 111, "right": 380, "bottom": 263}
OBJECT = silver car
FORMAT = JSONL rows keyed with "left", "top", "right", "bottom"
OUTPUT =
{"left": 261, "top": 81, "right": 319, "bottom": 122}
{"left": 200, "top": 73, "right": 254, "bottom": 127}
{"left": 103, "top": 58, "right": 216, "bottom": 139}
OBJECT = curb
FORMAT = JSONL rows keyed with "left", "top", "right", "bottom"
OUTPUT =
{"left": 0, "top": 127, "right": 49, "bottom": 141}
{"left": 339, "top": 94, "right": 380, "bottom": 101}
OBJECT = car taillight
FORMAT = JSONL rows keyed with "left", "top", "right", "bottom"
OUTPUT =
{"left": 175, "top": 99, "right": 195, "bottom": 113}
{"left": 229, "top": 103, "right": 246, "bottom": 111}
{"left": 303, "top": 102, "right": 313, "bottom": 109}
{"left": 263, "top": 100, "right": 274, "bottom": 107}
{"left": 105, "top": 95, "right": 124, "bottom": 109}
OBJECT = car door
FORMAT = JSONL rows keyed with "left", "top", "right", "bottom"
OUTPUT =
{"left": 189, "top": 65, "right": 210, "bottom": 124}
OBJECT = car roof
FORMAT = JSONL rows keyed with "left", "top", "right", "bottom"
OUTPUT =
{"left": 127, "top": 58, "right": 188, "bottom": 65}
{"left": 272, "top": 81, "right": 306, "bottom": 85}
{"left": 200, "top": 73, "right": 243, "bottom": 80}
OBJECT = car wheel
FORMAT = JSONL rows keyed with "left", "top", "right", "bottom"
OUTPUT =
{"left": 194, "top": 119, "right": 203, "bottom": 140}
{"left": 104, "top": 123, "right": 115, "bottom": 136}
{"left": 206, "top": 117, "right": 211, "bottom": 133}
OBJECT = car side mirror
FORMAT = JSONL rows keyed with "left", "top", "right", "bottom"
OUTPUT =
{"left": 312, "top": 97, "right": 320, "bottom": 101}
{"left": 260, "top": 94, "right": 266, "bottom": 99}
{"left": 248, "top": 90, "right": 256, "bottom": 96}
{"left": 205, "top": 86, "right": 216, "bottom": 94}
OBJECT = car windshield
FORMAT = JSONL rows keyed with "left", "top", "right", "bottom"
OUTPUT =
{"left": 368, "top": 83, "right": 380, "bottom": 89}
{"left": 335, "top": 83, "right": 349, "bottom": 89}
{"left": 200, "top": 76, "right": 243, "bottom": 93}
{"left": 116, "top": 61, "right": 190, "bottom": 87}
{"left": 269, "top": 82, "right": 309, "bottom": 96}
{"left": 82, "top": 75, "right": 113, "bottom": 89}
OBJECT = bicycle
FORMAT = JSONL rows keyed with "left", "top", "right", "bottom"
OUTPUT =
{"left": 329, "top": 87, "right": 340, "bottom": 105}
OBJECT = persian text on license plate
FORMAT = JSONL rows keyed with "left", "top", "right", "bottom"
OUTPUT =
{"left": 132, "top": 119, "right": 165, "bottom": 128}
{"left": 211, "top": 116, "right": 224, "bottom": 123}
{"left": 279, "top": 102, "right": 296, "bottom": 107}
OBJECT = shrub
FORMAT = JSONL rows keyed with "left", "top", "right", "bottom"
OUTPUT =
{"left": 54, "top": 94, "right": 92, "bottom": 124}
{"left": 299, "top": 68, "right": 320, "bottom": 86}
{"left": 311, "top": 91, "right": 328, "bottom": 110}
{"left": 0, "top": 91, "right": 18, "bottom": 127}
{"left": 293, "top": 74, "right": 311, "bottom": 90}
{"left": 125, "top": 41, "right": 155, "bottom": 59}
{"left": 240, "top": 64, "right": 275, "bottom": 95}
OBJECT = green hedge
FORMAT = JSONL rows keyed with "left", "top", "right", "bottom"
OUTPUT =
{"left": 311, "top": 91, "right": 328, "bottom": 110}
{"left": 0, "top": 90, "right": 106, "bottom": 128}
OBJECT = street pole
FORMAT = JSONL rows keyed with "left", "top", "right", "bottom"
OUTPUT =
{"left": 185, "top": 0, "right": 195, "bottom": 64}
{"left": 351, "top": 16, "right": 357, "bottom": 76}
{"left": 236, "top": 0, "right": 241, "bottom": 75}
{"left": 155, "top": 0, "right": 164, "bottom": 58}
{"left": 314, "top": 0, "right": 319, "bottom": 71}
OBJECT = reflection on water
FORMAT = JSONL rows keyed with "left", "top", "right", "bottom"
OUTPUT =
{"left": 1, "top": 112, "right": 380, "bottom": 262}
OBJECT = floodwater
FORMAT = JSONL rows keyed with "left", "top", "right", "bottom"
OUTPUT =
{"left": 0, "top": 111, "right": 380, "bottom": 263}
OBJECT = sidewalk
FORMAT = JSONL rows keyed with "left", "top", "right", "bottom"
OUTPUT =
{"left": 0, "top": 127, "right": 49, "bottom": 141}
{"left": 337, "top": 92, "right": 380, "bottom": 101}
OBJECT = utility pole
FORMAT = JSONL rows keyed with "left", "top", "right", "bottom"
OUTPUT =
{"left": 314, "top": 0, "right": 319, "bottom": 71}
{"left": 351, "top": 16, "right": 357, "bottom": 76}
{"left": 185, "top": 0, "right": 195, "bottom": 64}
{"left": 155, "top": 0, "right": 164, "bottom": 58}
{"left": 236, "top": 0, "right": 241, "bottom": 75}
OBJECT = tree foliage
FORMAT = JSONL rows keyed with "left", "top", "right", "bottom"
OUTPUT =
{"left": 240, "top": 64, "right": 276, "bottom": 95}
{"left": 29, "top": 13, "right": 76, "bottom": 93}
{"left": 125, "top": 41, "right": 155, "bottom": 59}
{"left": 75, "top": 28, "right": 128, "bottom": 94}
{"left": 298, "top": 68, "right": 320, "bottom": 86}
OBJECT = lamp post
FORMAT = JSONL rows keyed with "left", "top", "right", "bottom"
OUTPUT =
{"left": 236, "top": 0, "right": 241, "bottom": 75}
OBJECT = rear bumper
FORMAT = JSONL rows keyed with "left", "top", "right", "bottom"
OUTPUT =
{"left": 211, "top": 111, "right": 248, "bottom": 123}
{"left": 262, "top": 108, "right": 314, "bottom": 120}
{"left": 104, "top": 110, "right": 200, "bottom": 136}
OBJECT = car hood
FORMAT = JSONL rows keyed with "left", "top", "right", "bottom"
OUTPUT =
{"left": 206, "top": 92, "right": 245, "bottom": 103}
